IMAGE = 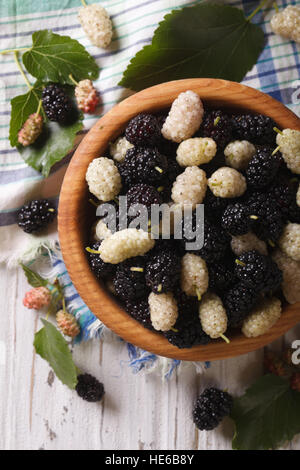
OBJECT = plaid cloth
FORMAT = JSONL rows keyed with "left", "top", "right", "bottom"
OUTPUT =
{"left": 0, "top": 0, "right": 299, "bottom": 373}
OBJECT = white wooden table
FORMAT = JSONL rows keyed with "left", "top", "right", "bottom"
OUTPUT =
{"left": 1, "top": 264, "right": 299, "bottom": 450}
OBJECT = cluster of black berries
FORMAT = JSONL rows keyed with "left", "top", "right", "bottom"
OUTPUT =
{"left": 17, "top": 199, "right": 57, "bottom": 233}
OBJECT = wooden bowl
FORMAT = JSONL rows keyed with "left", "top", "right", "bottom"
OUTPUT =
{"left": 58, "top": 78, "right": 300, "bottom": 361}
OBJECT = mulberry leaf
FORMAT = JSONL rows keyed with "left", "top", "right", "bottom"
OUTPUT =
{"left": 231, "top": 374, "right": 300, "bottom": 450}
{"left": 119, "top": 3, "right": 265, "bottom": 91}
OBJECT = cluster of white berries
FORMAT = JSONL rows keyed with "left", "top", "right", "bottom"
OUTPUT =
{"left": 86, "top": 157, "right": 122, "bottom": 202}
{"left": 109, "top": 136, "right": 134, "bottom": 163}
{"left": 272, "top": 250, "right": 300, "bottom": 304}
{"left": 162, "top": 91, "right": 204, "bottom": 143}
{"left": 181, "top": 253, "right": 209, "bottom": 298}
{"left": 224, "top": 140, "right": 256, "bottom": 170}
{"left": 176, "top": 137, "right": 217, "bottom": 167}
{"left": 242, "top": 298, "right": 282, "bottom": 338}
{"left": 171, "top": 166, "right": 207, "bottom": 209}
{"left": 99, "top": 228, "right": 155, "bottom": 264}
{"left": 271, "top": 5, "right": 300, "bottom": 44}
{"left": 231, "top": 232, "right": 268, "bottom": 256}
{"left": 208, "top": 167, "right": 247, "bottom": 198}
{"left": 78, "top": 4, "right": 113, "bottom": 48}
{"left": 149, "top": 292, "right": 178, "bottom": 331}
{"left": 276, "top": 129, "right": 300, "bottom": 174}
{"left": 199, "top": 293, "right": 228, "bottom": 340}
{"left": 278, "top": 223, "right": 300, "bottom": 262}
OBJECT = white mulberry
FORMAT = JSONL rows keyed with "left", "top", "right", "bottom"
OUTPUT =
{"left": 18, "top": 113, "right": 43, "bottom": 147}
{"left": 78, "top": 4, "right": 113, "bottom": 48}
{"left": 181, "top": 253, "right": 209, "bottom": 298}
{"left": 224, "top": 140, "right": 256, "bottom": 170}
{"left": 231, "top": 232, "right": 268, "bottom": 256}
{"left": 297, "top": 184, "right": 300, "bottom": 207}
{"left": 86, "top": 157, "right": 122, "bottom": 202}
{"left": 75, "top": 79, "right": 100, "bottom": 114}
{"left": 242, "top": 297, "right": 282, "bottom": 338}
{"left": 94, "top": 219, "right": 112, "bottom": 241}
{"left": 278, "top": 223, "right": 300, "bottom": 261}
{"left": 199, "top": 292, "right": 228, "bottom": 339}
{"left": 208, "top": 167, "right": 247, "bottom": 198}
{"left": 171, "top": 166, "right": 207, "bottom": 209}
{"left": 99, "top": 228, "right": 155, "bottom": 264}
{"left": 162, "top": 91, "right": 204, "bottom": 143}
{"left": 270, "top": 6, "right": 300, "bottom": 44}
{"left": 149, "top": 292, "right": 178, "bottom": 332}
{"left": 176, "top": 137, "right": 217, "bottom": 167}
{"left": 276, "top": 129, "right": 300, "bottom": 174}
{"left": 56, "top": 310, "right": 80, "bottom": 338}
{"left": 109, "top": 136, "right": 133, "bottom": 163}
{"left": 273, "top": 250, "right": 300, "bottom": 304}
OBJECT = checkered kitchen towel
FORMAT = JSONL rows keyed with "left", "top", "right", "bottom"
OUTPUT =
{"left": 0, "top": 0, "right": 299, "bottom": 372}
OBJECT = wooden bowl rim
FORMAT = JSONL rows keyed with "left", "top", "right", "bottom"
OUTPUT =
{"left": 58, "top": 78, "right": 300, "bottom": 361}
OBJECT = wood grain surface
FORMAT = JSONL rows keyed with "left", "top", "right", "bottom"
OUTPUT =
{"left": 58, "top": 78, "right": 300, "bottom": 361}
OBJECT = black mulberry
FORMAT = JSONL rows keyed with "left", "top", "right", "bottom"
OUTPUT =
{"left": 125, "top": 113, "right": 161, "bottom": 147}
{"left": 113, "top": 257, "right": 148, "bottom": 301}
{"left": 42, "top": 84, "right": 73, "bottom": 123}
{"left": 17, "top": 199, "right": 56, "bottom": 234}
{"left": 193, "top": 388, "right": 233, "bottom": 431}
{"left": 118, "top": 147, "right": 168, "bottom": 188}
{"left": 221, "top": 203, "right": 252, "bottom": 235}
{"left": 201, "top": 110, "right": 233, "bottom": 148}
{"left": 224, "top": 282, "right": 258, "bottom": 327}
{"left": 145, "top": 249, "right": 181, "bottom": 294}
{"left": 232, "top": 114, "right": 277, "bottom": 146}
{"left": 246, "top": 149, "right": 282, "bottom": 189}
{"left": 76, "top": 374, "right": 104, "bottom": 402}
{"left": 88, "top": 241, "right": 116, "bottom": 278}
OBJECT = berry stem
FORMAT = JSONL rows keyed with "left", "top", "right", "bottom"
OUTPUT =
{"left": 80, "top": 0, "right": 88, "bottom": 6}
{"left": 273, "top": 2, "right": 279, "bottom": 13}
{"left": 195, "top": 287, "right": 202, "bottom": 301}
{"left": 14, "top": 51, "right": 32, "bottom": 90}
{"left": 272, "top": 145, "right": 281, "bottom": 156}
{"left": 69, "top": 74, "right": 79, "bottom": 86}
{"left": 86, "top": 247, "right": 101, "bottom": 254}
{"left": 89, "top": 198, "right": 99, "bottom": 207}
{"left": 273, "top": 127, "right": 283, "bottom": 135}
{"left": 250, "top": 215, "right": 259, "bottom": 220}
{"left": 155, "top": 166, "right": 163, "bottom": 174}
{"left": 157, "top": 284, "right": 162, "bottom": 293}
{"left": 235, "top": 259, "right": 246, "bottom": 267}
{"left": 130, "top": 267, "right": 144, "bottom": 272}
{"left": 36, "top": 99, "right": 42, "bottom": 116}
{"left": 214, "top": 116, "right": 220, "bottom": 126}
{"left": 0, "top": 47, "right": 29, "bottom": 55}
{"left": 220, "top": 334, "right": 230, "bottom": 344}
{"left": 247, "top": 0, "right": 269, "bottom": 21}
{"left": 62, "top": 297, "right": 67, "bottom": 313}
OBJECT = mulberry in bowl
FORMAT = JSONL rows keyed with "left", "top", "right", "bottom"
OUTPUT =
{"left": 58, "top": 78, "right": 300, "bottom": 361}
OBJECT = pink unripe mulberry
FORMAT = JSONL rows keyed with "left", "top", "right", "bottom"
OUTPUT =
{"left": 18, "top": 113, "right": 43, "bottom": 147}
{"left": 75, "top": 79, "right": 100, "bottom": 114}
{"left": 56, "top": 310, "right": 80, "bottom": 338}
{"left": 23, "top": 286, "right": 51, "bottom": 310}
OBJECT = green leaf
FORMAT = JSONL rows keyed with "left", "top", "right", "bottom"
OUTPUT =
{"left": 231, "top": 374, "right": 300, "bottom": 450}
{"left": 23, "top": 30, "right": 99, "bottom": 85}
{"left": 20, "top": 263, "right": 49, "bottom": 288}
{"left": 34, "top": 319, "right": 78, "bottom": 389}
{"left": 119, "top": 3, "right": 265, "bottom": 91}
{"left": 9, "top": 82, "right": 42, "bottom": 147}
{"left": 19, "top": 117, "right": 83, "bottom": 177}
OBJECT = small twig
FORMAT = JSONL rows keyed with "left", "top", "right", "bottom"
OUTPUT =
{"left": 36, "top": 99, "right": 42, "bottom": 116}
{"left": 14, "top": 51, "right": 32, "bottom": 90}
{"left": 0, "top": 47, "right": 29, "bottom": 55}
{"left": 247, "top": 0, "right": 269, "bottom": 21}
{"left": 69, "top": 74, "right": 79, "bottom": 86}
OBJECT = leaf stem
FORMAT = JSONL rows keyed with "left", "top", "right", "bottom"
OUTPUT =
{"left": 0, "top": 47, "right": 29, "bottom": 55}
{"left": 36, "top": 99, "right": 42, "bottom": 115}
{"left": 14, "top": 51, "right": 32, "bottom": 90}
{"left": 247, "top": 0, "right": 269, "bottom": 22}
{"left": 69, "top": 74, "right": 79, "bottom": 86}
